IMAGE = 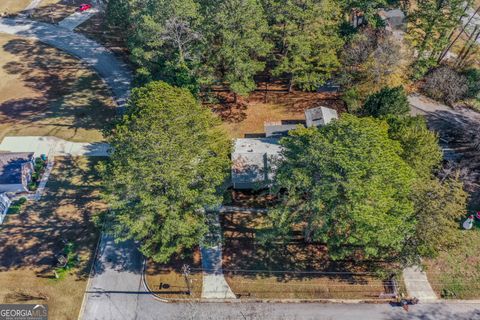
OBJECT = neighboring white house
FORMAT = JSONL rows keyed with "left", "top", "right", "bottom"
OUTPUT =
{"left": 231, "top": 106, "right": 339, "bottom": 190}
{"left": 0, "top": 152, "right": 35, "bottom": 193}
{"left": 0, "top": 193, "right": 11, "bottom": 224}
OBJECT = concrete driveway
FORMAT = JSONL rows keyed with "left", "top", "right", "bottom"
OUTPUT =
{"left": 0, "top": 136, "right": 110, "bottom": 157}
{"left": 0, "top": 17, "right": 132, "bottom": 110}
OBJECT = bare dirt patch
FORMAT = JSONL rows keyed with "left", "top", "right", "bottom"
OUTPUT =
{"left": 221, "top": 211, "right": 395, "bottom": 300}
{"left": 0, "top": 156, "right": 105, "bottom": 319}
{"left": 210, "top": 90, "right": 345, "bottom": 139}
{"left": 145, "top": 250, "right": 203, "bottom": 299}
{"left": 0, "top": 33, "right": 115, "bottom": 142}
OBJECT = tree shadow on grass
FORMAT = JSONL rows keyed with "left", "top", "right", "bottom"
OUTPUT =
{"left": 0, "top": 38, "right": 115, "bottom": 140}
{"left": 0, "top": 157, "right": 104, "bottom": 279}
{"left": 220, "top": 211, "right": 393, "bottom": 287}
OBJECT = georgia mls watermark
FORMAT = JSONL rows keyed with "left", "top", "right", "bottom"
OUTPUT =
{"left": 0, "top": 304, "right": 48, "bottom": 320}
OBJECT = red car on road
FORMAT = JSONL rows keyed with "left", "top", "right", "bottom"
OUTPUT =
{"left": 78, "top": 4, "right": 92, "bottom": 12}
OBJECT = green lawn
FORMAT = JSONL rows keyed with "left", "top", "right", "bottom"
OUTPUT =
{"left": 425, "top": 227, "right": 480, "bottom": 299}
{"left": 0, "top": 157, "right": 105, "bottom": 319}
{"left": 0, "top": 33, "right": 115, "bottom": 143}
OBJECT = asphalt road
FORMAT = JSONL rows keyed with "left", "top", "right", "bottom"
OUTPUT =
{"left": 0, "top": 17, "right": 132, "bottom": 109}
{"left": 1, "top": 16, "right": 479, "bottom": 319}
{"left": 78, "top": 235, "right": 480, "bottom": 320}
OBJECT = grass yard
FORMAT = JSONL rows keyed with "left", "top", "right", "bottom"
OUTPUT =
{"left": 0, "top": 157, "right": 106, "bottom": 320}
{"left": 0, "top": 0, "right": 61, "bottom": 15}
{"left": 425, "top": 228, "right": 480, "bottom": 299}
{"left": 0, "top": 33, "right": 115, "bottom": 142}
{"left": 221, "top": 211, "right": 395, "bottom": 300}
{"left": 145, "top": 250, "right": 203, "bottom": 299}
{"left": 212, "top": 90, "right": 345, "bottom": 139}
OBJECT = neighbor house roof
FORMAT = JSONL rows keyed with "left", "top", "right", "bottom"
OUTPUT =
{"left": 305, "top": 106, "right": 339, "bottom": 128}
{"left": 0, "top": 152, "right": 34, "bottom": 185}
{"left": 231, "top": 138, "right": 283, "bottom": 189}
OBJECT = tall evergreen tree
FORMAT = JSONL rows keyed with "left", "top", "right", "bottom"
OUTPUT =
{"left": 267, "top": 0, "right": 344, "bottom": 91}
{"left": 267, "top": 115, "right": 416, "bottom": 260}
{"left": 407, "top": 0, "right": 471, "bottom": 78}
{"left": 99, "top": 81, "right": 231, "bottom": 262}
{"left": 201, "top": 0, "right": 272, "bottom": 99}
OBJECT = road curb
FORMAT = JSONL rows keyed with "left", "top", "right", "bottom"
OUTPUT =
{"left": 77, "top": 232, "right": 104, "bottom": 320}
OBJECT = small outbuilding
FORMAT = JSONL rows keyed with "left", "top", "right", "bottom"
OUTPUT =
{"left": 305, "top": 106, "right": 339, "bottom": 128}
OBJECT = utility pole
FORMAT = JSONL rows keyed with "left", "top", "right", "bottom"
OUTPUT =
{"left": 182, "top": 264, "right": 192, "bottom": 296}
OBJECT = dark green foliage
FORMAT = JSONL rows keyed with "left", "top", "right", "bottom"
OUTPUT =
{"left": 99, "top": 81, "right": 231, "bottom": 262}
{"left": 409, "top": 177, "right": 467, "bottom": 259}
{"left": 267, "top": 115, "right": 416, "bottom": 260}
{"left": 386, "top": 115, "right": 442, "bottom": 177}
{"left": 462, "top": 68, "right": 480, "bottom": 99}
{"left": 362, "top": 86, "right": 410, "bottom": 117}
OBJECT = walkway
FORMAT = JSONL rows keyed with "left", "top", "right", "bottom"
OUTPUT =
{"left": 0, "top": 136, "right": 110, "bottom": 156}
{"left": 0, "top": 17, "right": 132, "bottom": 110}
{"left": 200, "top": 211, "right": 236, "bottom": 299}
{"left": 403, "top": 266, "right": 438, "bottom": 301}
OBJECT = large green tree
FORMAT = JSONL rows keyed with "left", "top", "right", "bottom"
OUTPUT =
{"left": 99, "top": 81, "right": 231, "bottom": 262}
{"left": 265, "top": 0, "right": 344, "bottom": 91}
{"left": 408, "top": 177, "right": 467, "bottom": 259}
{"left": 107, "top": 0, "right": 202, "bottom": 91}
{"left": 268, "top": 115, "right": 416, "bottom": 260}
{"left": 201, "top": 0, "right": 271, "bottom": 99}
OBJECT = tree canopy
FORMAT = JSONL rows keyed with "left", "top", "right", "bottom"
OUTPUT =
{"left": 362, "top": 86, "right": 410, "bottom": 117}
{"left": 267, "top": 115, "right": 416, "bottom": 260}
{"left": 266, "top": 0, "right": 344, "bottom": 91}
{"left": 386, "top": 115, "right": 443, "bottom": 177}
{"left": 99, "top": 81, "right": 231, "bottom": 262}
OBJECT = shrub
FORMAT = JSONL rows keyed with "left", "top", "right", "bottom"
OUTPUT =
{"left": 423, "top": 66, "right": 469, "bottom": 106}
{"left": 362, "top": 86, "right": 410, "bottom": 117}
{"left": 461, "top": 68, "right": 480, "bottom": 99}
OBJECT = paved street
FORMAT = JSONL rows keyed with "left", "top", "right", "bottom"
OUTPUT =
{"left": 78, "top": 236, "right": 480, "bottom": 320}
{"left": 0, "top": 17, "right": 132, "bottom": 109}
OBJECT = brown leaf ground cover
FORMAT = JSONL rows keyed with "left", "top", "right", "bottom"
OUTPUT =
{"left": 221, "top": 211, "right": 394, "bottom": 300}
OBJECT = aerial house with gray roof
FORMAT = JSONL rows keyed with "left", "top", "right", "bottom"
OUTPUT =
{"left": 231, "top": 106, "right": 338, "bottom": 190}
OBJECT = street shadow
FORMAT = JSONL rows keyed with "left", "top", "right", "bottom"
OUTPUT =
{"left": 424, "top": 109, "right": 480, "bottom": 211}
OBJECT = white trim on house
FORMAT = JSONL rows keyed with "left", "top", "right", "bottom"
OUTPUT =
{"left": 0, "top": 193, "right": 11, "bottom": 224}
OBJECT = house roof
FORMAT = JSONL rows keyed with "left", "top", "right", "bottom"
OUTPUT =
{"left": 305, "top": 106, "right": 338, "bottom": 128}
{"left": 0, "top": 152, "right": 34, "bottom": 185}
{"left": 232, "top": 138, "right": 283, "bottom": 189}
